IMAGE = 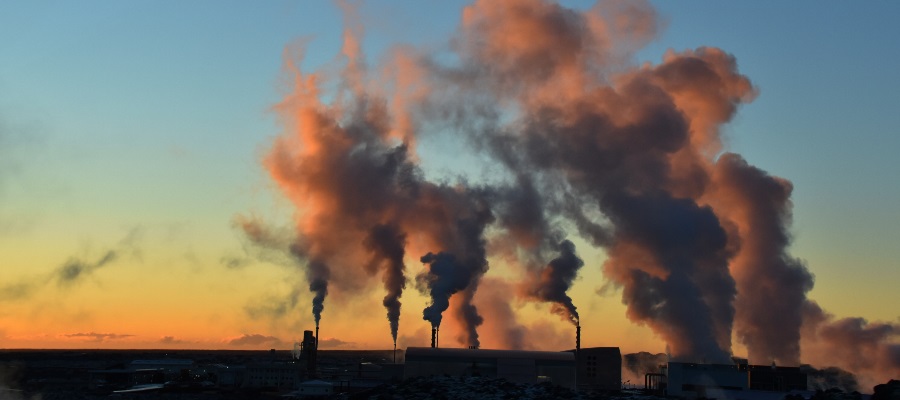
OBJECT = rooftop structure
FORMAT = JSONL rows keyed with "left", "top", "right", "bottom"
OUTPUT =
{"left": 404, "top": 347, "right": 576, "bottom": 389}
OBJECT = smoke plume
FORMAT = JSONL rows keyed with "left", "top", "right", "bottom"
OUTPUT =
{"left": 264, "top": 6, "right": 495, "bottom": 342}
{"left": 252, "top": 0, "right": 897, "bottom": 377}
{"left": 801, "top": 301, "right": 900, "bottom": 390}
{"left": 364, "top": 223, "right": 407, "bottom": 344}
{"left": 1, "top": 230, "right": 140, "bottom": 301}
{"left": 802, "top": 365, "right": 860, "bottom": 393}
{"left": 704, "top": 153, "right": 814, "bottom": 365}
{"left": 623, "top": 352, "right": 667, "bottom": 384}
{"left": 521, "top": 239, "right": 584, "bottom": 325}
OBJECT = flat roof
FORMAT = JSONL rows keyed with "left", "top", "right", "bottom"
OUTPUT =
{"left": 130, "top": 359, "right": 193, "bottom": 366}
{"left": 406, "top": 347, "right": 575, "bottom": 362}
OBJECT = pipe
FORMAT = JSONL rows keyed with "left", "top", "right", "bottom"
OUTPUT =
{"left": 576, "top": 324, "right": 581, "bottom": 351}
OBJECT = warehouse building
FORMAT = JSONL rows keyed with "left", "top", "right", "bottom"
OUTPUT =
{"left": 404, "top": 347, "right": 576, "bottom": 389}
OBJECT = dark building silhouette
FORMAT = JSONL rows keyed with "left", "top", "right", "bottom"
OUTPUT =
{"left": 301, "top": 330, "right": 318, "bottom": 379}
{"left": 404, "top": 347, "right": 576, "bottom": 389}
{"left": 653, "top": 360, "right": 808, "bottom": 397}
{"left": 749, "top": 365, "right": 807, "bottom": 392}
{"left": 574, "top": 347, "right": 622, "bottom": 391}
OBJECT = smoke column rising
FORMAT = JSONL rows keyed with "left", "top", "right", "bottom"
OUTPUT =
{"left": 705, "top": 153, "right": 814, "bottom": 365}
{"left": 522, "top": 239, "right": 584, "bottom": 325}
{"left": 364, "top": 223, "right": 407, "bottom": 344}
{"left": 253, "top": 0, "right": 899, "bottom": 379}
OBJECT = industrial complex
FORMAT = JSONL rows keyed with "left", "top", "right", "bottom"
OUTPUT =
{"left": 6, "top": 325, "right": 852, "bottom": 399}
{"left": 226, "top": 326, "right": 816, "bottom": 399}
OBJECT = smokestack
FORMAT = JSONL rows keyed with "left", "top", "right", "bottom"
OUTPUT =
{"left": 393, "top": 341, "right": 397, "bottom": 363}
{"left": 431, "top": 327, "right": 436, "bottom": 348}
{"left": 315, "top": 325, "right": 319, "bottom": 350}
{"left": 576, "top": 323, "right": 581, "bottom": 351}
{"left": 436, "top": 327, "right": 440, "bottom": 348}
{"left": 302, "top": 330, "right": 317, "bottom": 379}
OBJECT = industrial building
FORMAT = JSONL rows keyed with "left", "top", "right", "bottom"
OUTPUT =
{"left": 245, "top": 361, "right": 303, "bottom": 389}
{"left": 646, "top": 360, "right": 808, "bottom": 398}
{"left": 574, "top": 347, "right": 622, "bottom": 391}
{"left": 748, "top": 365, "right": 807, "bottom": 392}
{"left": 664, "top": 362, "right": 749, "bottom": 398}
{"left": 404, "top": 347, "right": 577, "bottom": 389}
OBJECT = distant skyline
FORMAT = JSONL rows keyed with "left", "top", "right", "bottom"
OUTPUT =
{"left": 1, "top": 0, "right": 897, "bottom": 374}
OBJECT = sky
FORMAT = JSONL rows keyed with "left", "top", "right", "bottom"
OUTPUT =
{"left": 0, "top": 0, "right": 898, "bottom": 365}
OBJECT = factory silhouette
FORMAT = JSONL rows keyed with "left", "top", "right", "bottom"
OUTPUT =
{"left": 232, "top": 0, "right": 898, "bottom": 394}
{"left": 0, "top": 0, "right": 897, "bottom": 399}
{"left": 260, "top": 323, "right": 812, "bottom": 398}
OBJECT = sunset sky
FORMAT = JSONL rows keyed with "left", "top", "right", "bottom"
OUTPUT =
{"left": 1, "top": 0, "right": 898, "bottom": 362}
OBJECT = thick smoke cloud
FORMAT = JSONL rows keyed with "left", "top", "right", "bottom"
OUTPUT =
{"left": 706, "top": 153, "right": 814, "bottom": 365}
{"left": 263, "top": 12, "right": 495, "bottom": 343}
{"left": 521, "top": 239, "right": 584, "bottom": 325}
{"left": 801, "top": 301, "right": 900, "bottom": 390}
{"left": 801, "top": 365, "right": 861, "bottom": 393}
{"left": 253, "top": 0, "right": 898, "bottom": 379}
{"left": 602, "top": 193, "right": 735, "bottom": 363}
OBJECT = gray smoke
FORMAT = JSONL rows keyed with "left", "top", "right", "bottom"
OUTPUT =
{"left": 602, "top": 192, "right": 735, "bottom": 363}
{"left": 302, "top": 257, "right": 330, "bottom": 328}
{"left": 522, "top": 239, "right": 584, "bottom": 325}
{"left": 802, "top": 301, "right": 900, "bottom": 389}
{"left": 1, "top": 230, "right": 140, "bottom": 301}
{"left": 455, "top": 286, "right": 485, "bottom": 348}
{"left": 623, "top": 352, "right": 668, "bottom": 383}
{"left": 55, "top": 251, "right": 117, "bottom": 286}
{"left": 364, "top": 223, "right": 407, "bottom": 343}
{"left": 253, "top": 0, "right": 894, "bottom": 372}
{"left": 418, "top": 0, "right": 751, "bottom": 360}
{"left": 710, "top": 153, "right": 814, "bottom": 365}
{"left": 802, "top": 365, "right": 860, "bottom": 393}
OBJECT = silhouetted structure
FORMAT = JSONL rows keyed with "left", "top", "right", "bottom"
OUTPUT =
{"left": 573, "top": 347, "right": 621, "bottom": 391}
{"left": 662, "top": 361, "right": 807, "bottom": 397}
{"left": 246, "top": 361, "right": 301, "bottom": 389}
{"left": 576, "top": 324, "right": 581, "bottom": 351}
{"left": 301, "top": 330, "right": 318, "bottom": 379}
{"left": 665, "top": 362, "right": 749, "bottom": 397}
{"left": 749, "top": 365, "right": 807, "bottom": 392}
{"left": 404, "top": 347, "right": 576, "bottom": 389}
{"left": 645, "top": 371, "right": 666, "bottom": 394}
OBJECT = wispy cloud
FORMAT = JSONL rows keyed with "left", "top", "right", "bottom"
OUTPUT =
{"left": 243, "top": 285, "right": 304, "bottom": 320}
{"left": 222, "top": 215, "right": 298, "bottom": 270}
{"left": 317, "top": 337, "right": 352, "bottom": 349}
{"left": 63, "top": 332, "right": 135, "bottom": 342}
{"left": 54, "top": 251, "right": 118, "bottom": 287}
{"left": 159, "top": 336, "right": 186, "bottom": 344}
{"left": 0, "top": 281, "right": 39, "bottom": 302}
{"left": 0, "top": 229, "right": 141, "bottom": 301}
{"left": 226, "top": 333, "right": 284, "bottom": 347}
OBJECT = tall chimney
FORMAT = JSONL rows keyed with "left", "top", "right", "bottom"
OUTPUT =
{"left": 431, "top": 327, "right": 436, "bottom": 348}
{"left": 436, "top": 327, "right": 440, "bottom": 348}
{"left": 393, "top": 341, "right": 397, "bottom": 363}
{"left": 315, "top": 325, "right": 319, "bottom": 350}
{"left": 302, "top": 330, "right": 317, "bottom": 379}
{"left": 576, "top": 324, "right": 581, "bottom": 351}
